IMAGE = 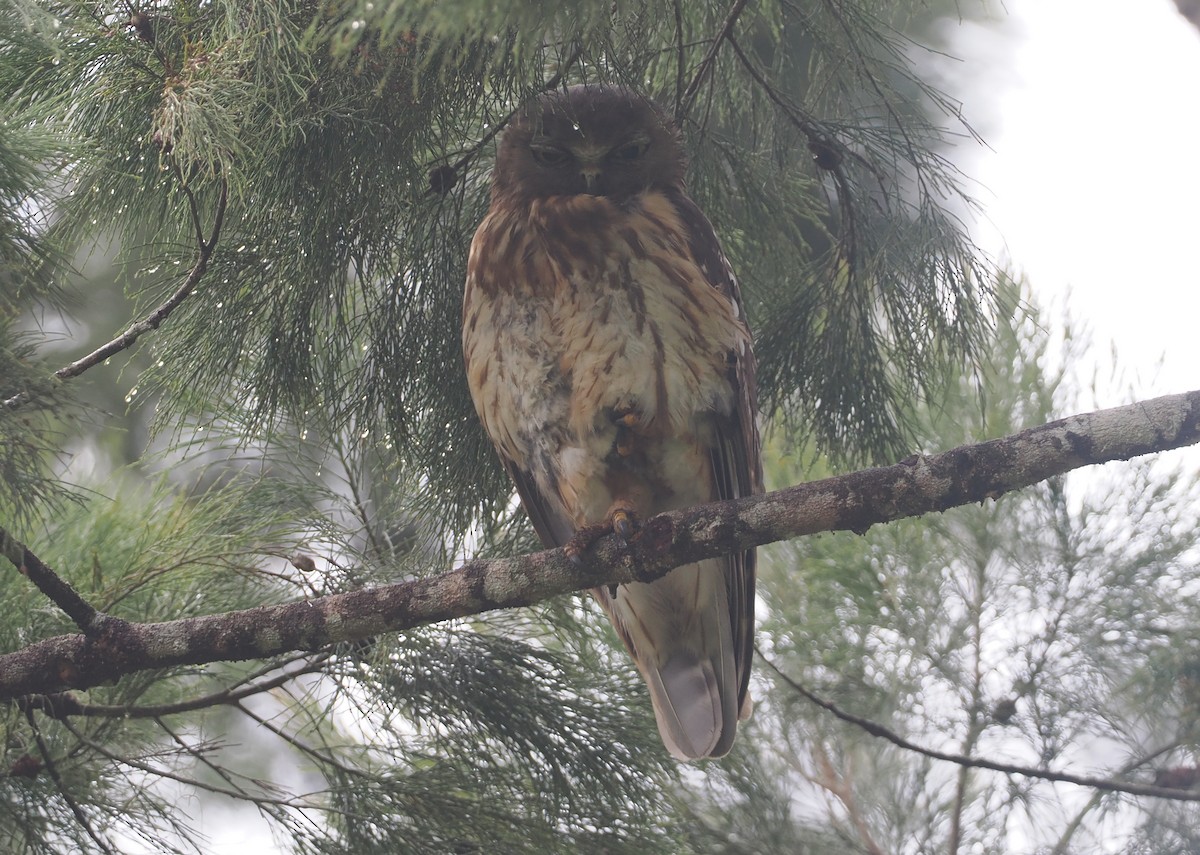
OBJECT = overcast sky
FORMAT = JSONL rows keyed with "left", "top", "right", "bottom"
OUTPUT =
{"left": 948, "top": 0, "right": 1200, "bottom": 408}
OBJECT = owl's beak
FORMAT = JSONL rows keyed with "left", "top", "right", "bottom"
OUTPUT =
{"left": 572, "top": 144, "right": 607, "bottom": 193}
{"left": 580, "top": 167, "right": 601, "bottom": 192}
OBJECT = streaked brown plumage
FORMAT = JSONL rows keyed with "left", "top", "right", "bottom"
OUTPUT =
{"left": 462, "top": 84, "right": 762, "bottom": 760}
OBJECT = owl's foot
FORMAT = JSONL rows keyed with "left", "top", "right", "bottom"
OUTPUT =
{"left": 613, "top": 409, "right": 639, "bottom": 458}
{"left": 565, "top": 523, "right": 610, "bottom": 564}
{"left": 564, "top": 504, "right": 640, "bottom": 564}
{"left": 610, "top": 507, "right": 636, "bottom": 540}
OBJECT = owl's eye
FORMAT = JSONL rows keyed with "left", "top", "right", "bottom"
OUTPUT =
{"left": 530, "top": 144, "right": 569, "bottom": 166}
{"left": 610, "top": 140, "right": 649, "bottom": 162}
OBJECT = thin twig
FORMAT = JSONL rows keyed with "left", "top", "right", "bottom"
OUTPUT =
{"left": 155, "top": 716, "right": 256, "bottom": 797}
{"left": 332, "top": 433, "right": 389, "bottom": 561}
{"left": 676, "top": 0, "right": 751, "bottom": 121}
{"left": 1048, "top": 739, "right": 1187, "bottom": 855}
{"left": 725, "top": 34, "right": 862, "bottom": 274}
{"left": 18, "top": 657, "right": 328, "bottom": 720}
{"left": 2, "top": 176, "right": 229, "bottom": 411}
{"left": 170, "top": 162, "right": 212, "bottom": 250}
{"left": 757, "top": 650, "right": 1200, "bottom": 803}
{"left": 726, "top": 33, "right": 890, "bottom": 197}
{"left": 948, "top": 559, "right": 989, "bottom": 855}
{"left": 809, "top": 742, "right": 885, "bottom": 855}
{"left": 672, "top": 0, "right": 686, "bottom": 115}
{"left": 223, "top": 651, "right": 333, "bottom": 694}
{"left": 53, "top": 177, "right": 228, "bottom": 382}
{"left": 235, "top": 699, "right": 364, "bottom": 778}
{"left": 25, "top": 708, "right": 118, "bottom": 854}
{"left": 57, "top": 716, "right": 322, "bottom": 810}
{"left": 151, "top": 712, "right": 307, "bottom": 836}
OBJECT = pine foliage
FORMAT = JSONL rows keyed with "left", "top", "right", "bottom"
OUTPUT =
{"left": 0, "top": 0, "right": 1028, "bottom": 851}
{"left": 5, "top": 0, "right": 993, "bottom": 530}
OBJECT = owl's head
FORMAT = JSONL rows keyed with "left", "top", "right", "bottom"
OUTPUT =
{"left": 492, "top": 85, "right": 686, "bottom": 201}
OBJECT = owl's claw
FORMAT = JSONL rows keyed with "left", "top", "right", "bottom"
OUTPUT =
{"left": 565, "top": 521, "right": 614, "bottom": 563}
{"left": 564, "top": 506, "right": 640, "bottom": 562}
{"left": 613, "top": 409, "right": 639, "bottom": 458}
{"left": 611, "top": 508, "right": 635, "bottom": 541}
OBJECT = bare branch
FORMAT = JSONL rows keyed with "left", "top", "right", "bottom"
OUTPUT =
{"left": 0, "top": 527, "right": 101, "bottom": 633}
{"left": 758, "top": 652, "right": 1200, "bottom": 803}
{"left": 16, "top": 656, "right": 328, "bottom": 720}
{"left": 51, "top": 177, "right": 228, "bottom": 382}
{"left": 2, "top": 389, "right": 1200, "bottom": 704}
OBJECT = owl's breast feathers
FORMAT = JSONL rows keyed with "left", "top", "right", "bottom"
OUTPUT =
{"left": 464, "top": 189, "right": 750, "bottom": 487}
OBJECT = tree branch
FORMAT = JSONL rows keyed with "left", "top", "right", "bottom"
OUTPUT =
{"left": 758, "top": 651, "right": 1200, "bottom": 803}
{"left": 52, "top": 177, "right": 228, "bottom": 382}
{"left": 0, "top": 527, "right": 101, "bottom": 633}
{"left": 3, "top": 389, "right": 1200, "bottom": 702}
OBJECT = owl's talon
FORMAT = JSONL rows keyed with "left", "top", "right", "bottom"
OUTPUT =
{"left": 615, "top": 431, "right": 635, "bottom": 458}
{"left": 564, "top": 509, "right": 639, "bottom": 559}
{"left": 612, "top": 509, "right": 635, "bottom": 541}
{"left": 565, "top": 521, "right": 614, "bottom": 562}
{"left": 613, "top": 410, "right": 640, "bottom": 458}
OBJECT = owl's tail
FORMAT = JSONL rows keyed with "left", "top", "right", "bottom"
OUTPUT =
{"left": 646, "top": 647, "right": 738, "bottom": 760}
{"left": 602, "top": 558, "right": 743, "bottom": 760}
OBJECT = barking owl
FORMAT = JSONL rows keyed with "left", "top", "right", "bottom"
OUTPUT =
{"left": 463, "top": 84, "right": 762, "bottom": 760}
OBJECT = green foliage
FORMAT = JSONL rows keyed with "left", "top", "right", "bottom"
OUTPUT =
{"left": 3, "top": 0, "right": 994, "bottom": 537}
{"left": 0, "top": 472, "right": 323, "bottom": 853}
{"left": 686, "top": 277, "right": 1200, "bottom": 853}
{"left": 0, "top": 5, "right": 69, "bottom": 525}
{"left": 303, "top": 630, "right": 684, "bottom": 854}
{"left": 0, "top": 328, "right": 73, "bottom": 526}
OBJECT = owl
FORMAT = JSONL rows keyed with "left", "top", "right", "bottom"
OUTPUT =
{"left": 462, "top": 84, "right": 762, "bottom": 760}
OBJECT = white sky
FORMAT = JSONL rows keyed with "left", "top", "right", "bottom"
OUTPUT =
{"left": 954, "top": 0, "right": 1200, "bottom": 406}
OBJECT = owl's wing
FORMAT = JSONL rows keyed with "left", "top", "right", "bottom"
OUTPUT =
{"left": 502, "top": 458, "right": 576, "bottom": 549}
{"left": 668, "top": 188, "right": 763, "bottom": 716}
